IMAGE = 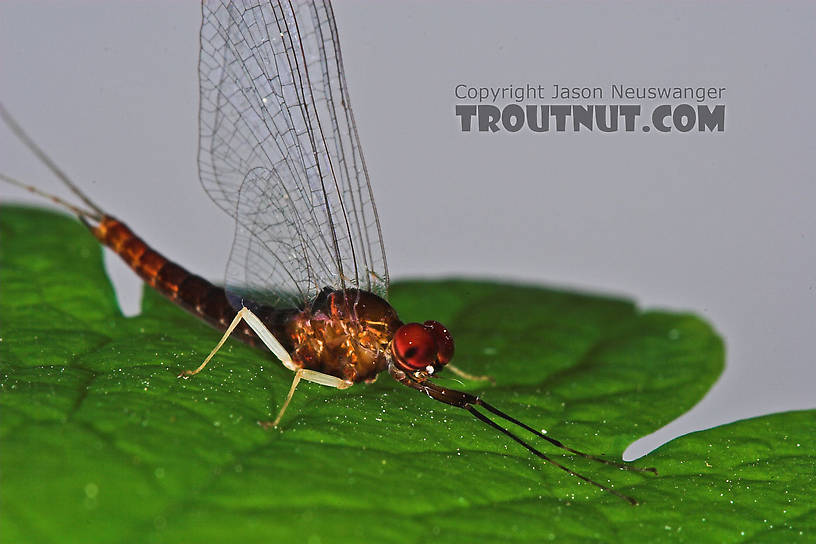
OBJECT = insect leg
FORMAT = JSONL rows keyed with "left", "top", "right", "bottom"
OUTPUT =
{"left": 178, "top": 306, "right": 294, "bottom": 377}
{"left": 266, "top": 368, "right": 304, "bottom": 428}
{"left": 180, "top": 307, "right": 351, "bottom": 426}
{"left": 465, "top": 405, "right": 640, "bottom": 505}
{"left": 476, "top": 399, "right": 657, "bottom": 474}
{"left": 235, "top": 308, "right": 352, "bottom": 389}
{"left": 259, "top": 369, "right": 352, "bottom": 429}
{"left": 388, "top": 363, "right": 649, "bottom": 505}
{"left": 445, "top": 364, "right": 495, "bottom": 384}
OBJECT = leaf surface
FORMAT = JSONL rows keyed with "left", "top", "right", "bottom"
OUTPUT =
{"left": 1, "top": 206, "right": 812, "bottom": 543}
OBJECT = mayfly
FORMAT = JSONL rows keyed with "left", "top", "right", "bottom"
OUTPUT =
{"left": 0, "top": 0, "right": 655, "bottom": 504}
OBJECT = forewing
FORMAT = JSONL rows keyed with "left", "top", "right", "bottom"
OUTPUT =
{"left": 198, "top": 0, "right": 389, "bottom": 310}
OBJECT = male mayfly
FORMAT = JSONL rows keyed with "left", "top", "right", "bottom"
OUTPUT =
{"left": 1, "top": 0, "right": 655, "bottom": 504}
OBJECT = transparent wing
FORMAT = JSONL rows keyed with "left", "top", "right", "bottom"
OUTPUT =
{"left": 198, "top": 0, "right": 389, "bottom": 310}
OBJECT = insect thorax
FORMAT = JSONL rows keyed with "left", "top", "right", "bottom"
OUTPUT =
{"left": 285, "top": 289, "right": 402, "bottom": 383}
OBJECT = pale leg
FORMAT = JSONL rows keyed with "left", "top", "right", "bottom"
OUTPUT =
{"left": 178, "top": 306, "right": 352, "bottom": 426}
{"left": 259, "top": 368, "right": 353, "bottom": 429}
{"left": 446, "top": 364, "right": 495, "bottom": 384}
{"left": 266, "top": 368, "right": 304, "bottom": 428}
{"left": 177, "top": 306, "right": 285, "bottom": 377}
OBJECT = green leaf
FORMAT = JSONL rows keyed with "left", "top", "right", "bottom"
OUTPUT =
{"left": 0, "top": 205, "right": 812, "bottom": 543}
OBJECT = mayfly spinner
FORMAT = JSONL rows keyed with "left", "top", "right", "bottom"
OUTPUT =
{"left": 1, "top": 0, "right": 655, "bottom": 504}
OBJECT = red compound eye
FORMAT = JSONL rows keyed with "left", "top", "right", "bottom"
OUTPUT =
{"left": 393, "top": 323, "right": 438, "bottom": 370}
{"left": 424, "top": 320, "right": 454, "bottom": 365}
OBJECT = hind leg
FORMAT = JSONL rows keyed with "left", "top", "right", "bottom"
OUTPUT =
{"left": 178, "top": 306, "right": 352, "bottom": 426}
{"left": 178, "top": 306, "right": 295, "bottom": 377}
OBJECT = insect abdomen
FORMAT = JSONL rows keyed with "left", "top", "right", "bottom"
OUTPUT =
{"left": 91, "top": 216, "right": 263, "bottom": 344}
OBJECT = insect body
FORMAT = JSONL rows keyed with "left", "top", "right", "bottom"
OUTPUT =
{"left": 0, "top": 0, "right": 655, "bottom": 504}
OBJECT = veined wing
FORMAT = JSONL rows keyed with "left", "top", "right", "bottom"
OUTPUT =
{"left": 198, "top": 0, "right": 389, "bottom": 310}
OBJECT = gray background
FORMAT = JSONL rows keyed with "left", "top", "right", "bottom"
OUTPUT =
{"left": 1, "top": 1, "right": 814, "bottom": 459}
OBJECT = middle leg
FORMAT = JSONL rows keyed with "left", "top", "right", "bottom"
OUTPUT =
{"left": 260, "top": 367, "right": 352, "bottom": 429}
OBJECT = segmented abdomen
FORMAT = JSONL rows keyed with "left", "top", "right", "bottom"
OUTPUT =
{"left": 91, "top": 216, "right": 266, "bottom": 346}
